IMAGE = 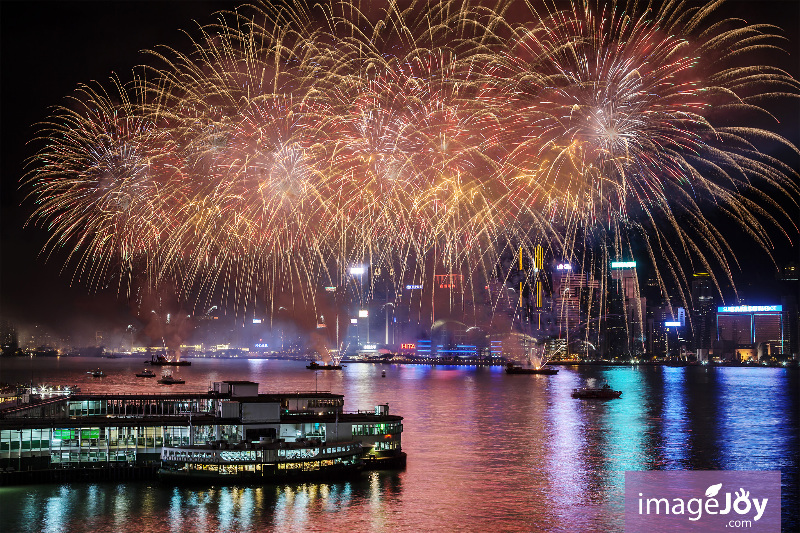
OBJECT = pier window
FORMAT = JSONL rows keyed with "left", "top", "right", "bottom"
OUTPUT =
{"left": 351, "top": 422, "right": 402, "bottom": 436}
{"left": 374, "top": 440, "right": 399, "bottom": 451}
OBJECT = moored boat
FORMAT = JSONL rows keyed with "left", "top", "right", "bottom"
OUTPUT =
{"left": 571, "top": 383, "right": 622, "bottom": 399}
{"left": 307, "top": 361, "right": 342, "bottom": 370}
{"left": 505, "top": 363, "right": 558, "bottom": 375}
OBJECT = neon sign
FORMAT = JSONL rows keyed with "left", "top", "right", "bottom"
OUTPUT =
{"left": 718, "top": 305, "right": 781, "bottom": 313}
{"left": 611, "top": 261, "right": 636, "bottom": 268}
{"left": 401, "top": 343, "right": 415, "bottom": 350}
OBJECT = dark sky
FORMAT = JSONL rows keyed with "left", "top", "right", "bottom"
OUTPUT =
{"left": 1, "top": 0, "right": 799, "bottom": 341}
{"left": 0, "top": 1, "right": 235, "bottom": 339}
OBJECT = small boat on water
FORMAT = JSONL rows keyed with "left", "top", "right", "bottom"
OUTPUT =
{"left": 158, "top": 374, "right": 185, "bottom": 385}
{"left": 87, "top": 369, "right": 105, "bottom": 378}
{"left": 571, "top": 383, "right": 622, "bottom": 399}
{"left": 307, "top": 361, "right": 342, "bottom": 370}
{"left": 381, "top": 370, "right": 386, "bottom": 378}
{"left": 136, "top": 368, "right": 156, "bottom": 378}
{"left": 505, "top": 363, "right": 559, "bottom": 375}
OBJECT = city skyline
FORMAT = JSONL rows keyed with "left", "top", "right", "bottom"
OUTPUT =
{"left": 1, "top": 0, "right": 799, "bottom": 343}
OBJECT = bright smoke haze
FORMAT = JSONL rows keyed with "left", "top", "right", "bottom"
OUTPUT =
{"left": 23, "top": 0, "right": 800, "bottom": 320}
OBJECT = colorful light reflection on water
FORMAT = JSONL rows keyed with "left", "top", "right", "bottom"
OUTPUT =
{"left": 0, "top": 358, "right": 797, "bottom": 532}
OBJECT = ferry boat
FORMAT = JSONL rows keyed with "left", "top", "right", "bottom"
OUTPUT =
{"left": 571, "top": 383, "right": 622, "bottom": 399}
{"left": 135, "top": 369, "right": 156, "bottom": 378}
{"left": 158, "top": 374, "right": 185, "bottom": 385}
{"left": 505, "top": 363, "right": 559, "bottom": 375}
{"left": 307, "top": 361, "right": 342, "bottom": 370}
{"left": 0, "top": 380, "right": 405, "bottom": 485}
{"left": 87, "top": 369, "right": 105, "bottom": 378}
{"left": 158, "top": 439, "right": 363, "bottom": 484}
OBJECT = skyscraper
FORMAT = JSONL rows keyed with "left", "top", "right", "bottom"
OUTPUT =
{"left": 691, "top": 273, "right": 716, "bottom": 353}
{"left": 609, "top": 261, "right": 646, "bottom": 357}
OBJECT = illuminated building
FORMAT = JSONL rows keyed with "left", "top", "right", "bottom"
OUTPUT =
{"left": 0, "top": 382, "right": 405, "bottom": 478}
{"left": 0, "top": 320, "right": 18, "bottom": 353}
{"left": 691, "top": 273, "right": 716, "bottom": 355}
{"left": 647, "top": 302, "right": 687, "bottom": 358}
{"left": 607, "top": 261, "right": 646, "bottom": 357}
{"left": 550, "top": 262, "right": 600, "bottom": 357}
{"left": 716, "top": 305, "right": 785, "bottom": 360}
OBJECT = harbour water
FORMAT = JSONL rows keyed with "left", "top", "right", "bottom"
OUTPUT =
{"left": 1, "top": 357, "right": 797, "bottom": 532}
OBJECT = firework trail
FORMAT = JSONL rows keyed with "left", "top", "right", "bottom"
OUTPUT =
{"left": 25, "top": 0, "right": 800, "bottom": 334}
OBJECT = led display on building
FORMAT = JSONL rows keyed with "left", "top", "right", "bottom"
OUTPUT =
{"left": 718, "top": 305, "right": 782, "bottom": 313}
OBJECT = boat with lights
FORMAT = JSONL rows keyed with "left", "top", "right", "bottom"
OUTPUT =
{"left": 505, "top": 363, "right": 558, "bottom": 375}
{"left": 306, "top": 361, "right": 342, "bottom": 370}
{"left": 158, "top": 374, "right": 185, "bottom": 385}
{"left": 571, "top": 383, "right": 622, "bottom": 399}
{"left": 158, "top": 439, "right": 363, "bottom": 484}
{"left": 149, "top": 353, "right": 191, "bottom": 366}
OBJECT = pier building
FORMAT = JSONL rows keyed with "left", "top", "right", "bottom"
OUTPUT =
{"left": 0, "top": 381, "right": 404, "bottom": 482}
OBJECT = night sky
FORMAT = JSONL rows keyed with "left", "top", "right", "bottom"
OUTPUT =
{"left": 1, "top": 0, "right": 799, "bottom": 343}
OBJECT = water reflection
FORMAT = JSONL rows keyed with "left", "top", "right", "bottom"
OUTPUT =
{"left": 0, "top": 359, "right": 797, "bottom": 532}
{"left": 659, "top": 367, "right": 689, "bottom": 468}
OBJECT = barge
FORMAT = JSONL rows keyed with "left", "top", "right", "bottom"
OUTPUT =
{"left": 505, "top": 363, "right": 558, "bottom": 375}
{"left": 306, "top": 361, "right": 342, "bottom": 370}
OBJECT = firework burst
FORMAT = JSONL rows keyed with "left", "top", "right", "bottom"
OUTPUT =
{"left": 25, "top": 0, "right": 799, "bottom": 338}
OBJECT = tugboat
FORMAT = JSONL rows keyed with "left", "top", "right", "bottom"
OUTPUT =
{"left": 571, "top": 382, "right": 622, "bottom": 399}
{"left": 87, "top": 369, "right": 105, "bottom": 378}
{"left": 505, "top": 363, "right": 559, "bottom": 375}
{"left": 307, "top": 361, "right": 342, "bottom": 370}
{"left": 135, "top": 368, "right": 156, "bottom": 378}
{"left": 158, "top": 374, "right": 185, "bottom": 385}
